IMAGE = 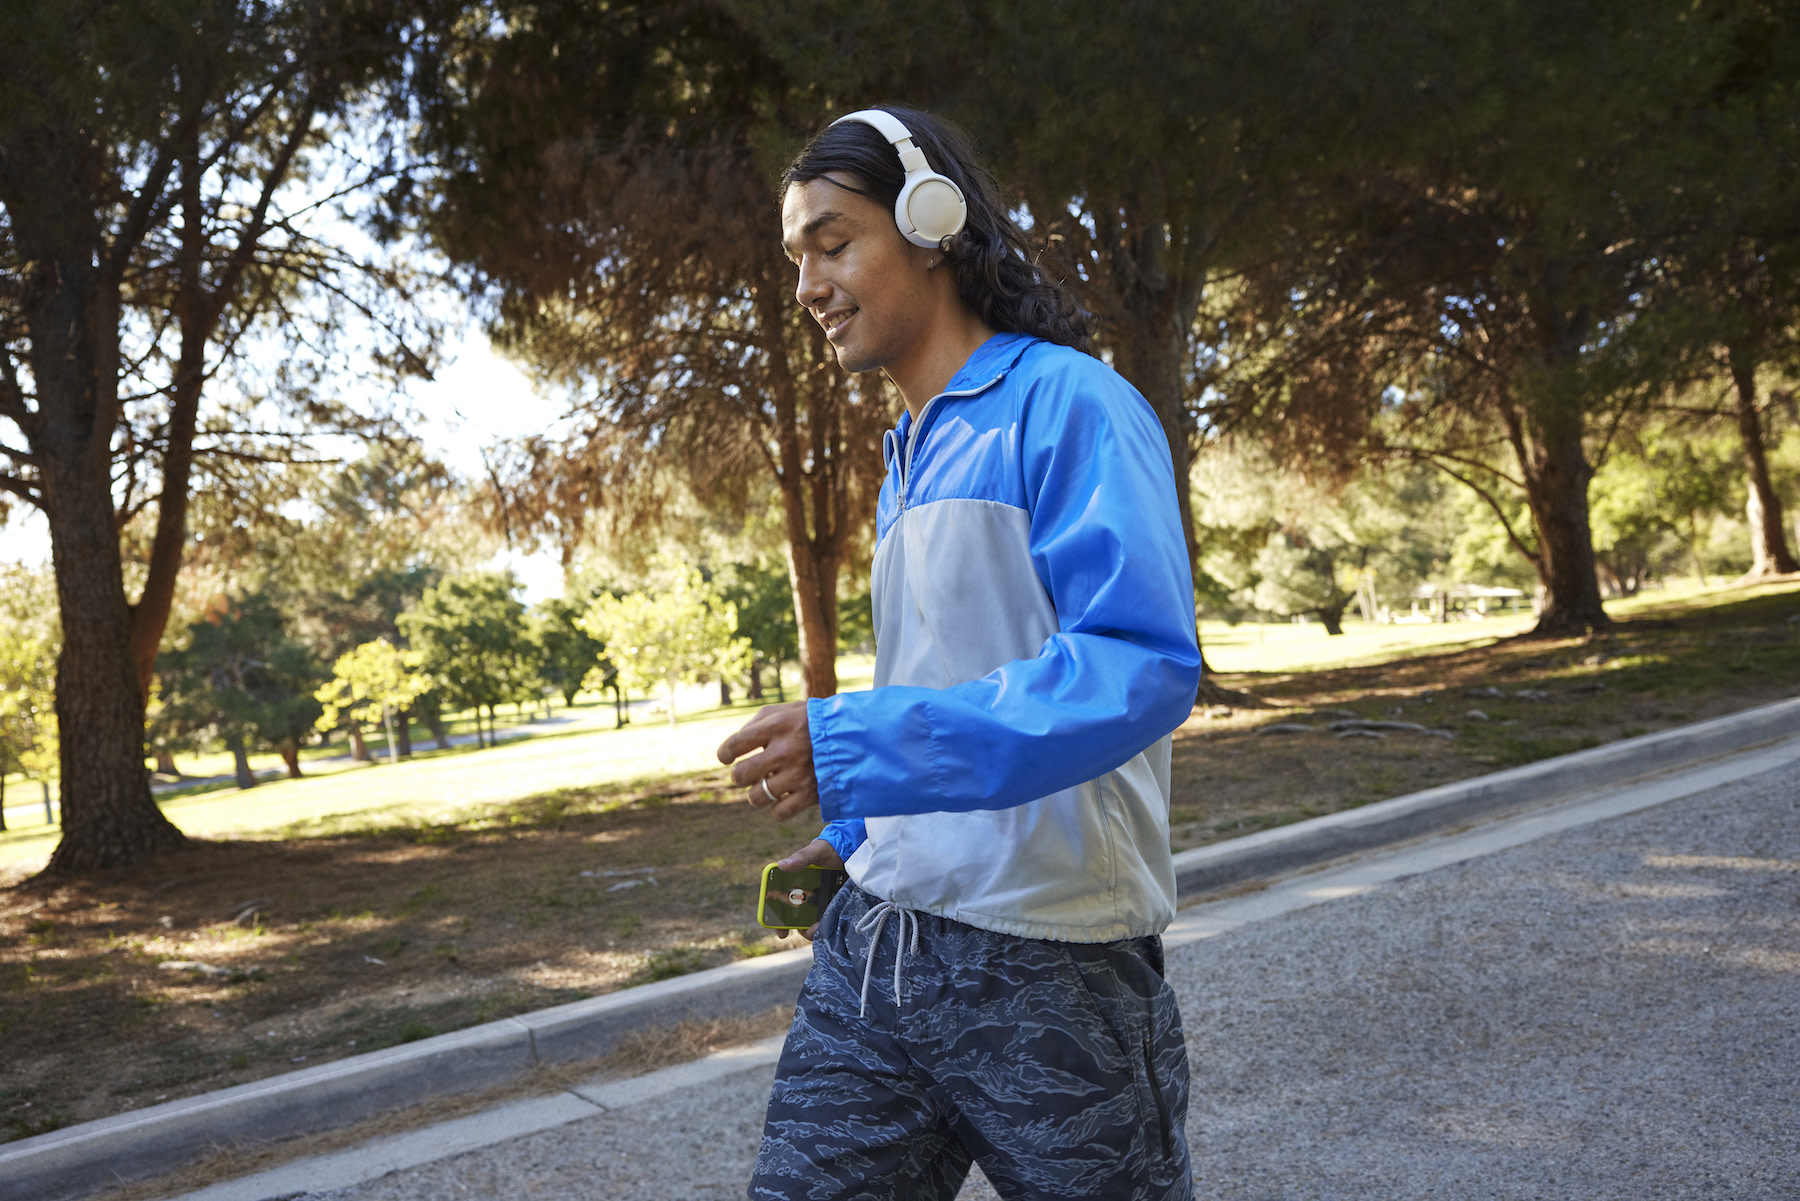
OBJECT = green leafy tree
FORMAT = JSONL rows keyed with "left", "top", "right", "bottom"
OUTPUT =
{"left": 719, "top": 560, "right": 799, "bottom": 702}
{"left": 399, "top": 573, "right": 536, "bottom": 748}
{"left": 1590, "top": 420, "right": 1742, "bottom": 587}
{"left": 270, "top": 446, "right": 472, "bottom": 754}
{"left": 315, "top": 639, "right": 431, "bottom": 766}
{"left": 530, "top": 598, "right": 609, "bottom": 709}
{"left": 579, "top": 563, "right": 749, "bottom": 730}
{"left": 1198, "top": 446, "right": 1453, "bottom": 634}
{"left": 0, "top": 565, "right": 59, "bottom": 830}
{"left": 154, "top": 596, "right": 325, "bottom": 788}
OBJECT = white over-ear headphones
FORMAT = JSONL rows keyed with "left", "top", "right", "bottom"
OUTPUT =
{"left": 830, "top": 108, "right": 969, "bottom": 250}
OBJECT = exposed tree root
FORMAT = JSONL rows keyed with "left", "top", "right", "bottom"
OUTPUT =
{"left": 1197, "top": 678, "right": 1277, "bottom": 710}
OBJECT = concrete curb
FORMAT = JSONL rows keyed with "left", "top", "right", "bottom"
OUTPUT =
{"left": 1171, "top": 695, "right": 1800, "bottom": 896}
{"left": 0, "top": 948, "right": 812, "bottom": 1201}
{"left": 5, "top": 695, "right": 1797, "bottom": 1201}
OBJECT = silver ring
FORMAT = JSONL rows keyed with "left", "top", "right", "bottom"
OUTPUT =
{"left": 760, "top": 777, "right": 779, "bottom": 803}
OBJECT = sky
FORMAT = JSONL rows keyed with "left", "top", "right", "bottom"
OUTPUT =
{"left": 1, "top": 326, "right": 571, "bottom": 603}
{"left": 407, "top": 328, "right": 568, "bottom": 602}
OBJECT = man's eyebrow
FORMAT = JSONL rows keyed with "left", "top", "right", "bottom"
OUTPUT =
{"left": 780, "top": 210, "right": 849, "bottom": 256}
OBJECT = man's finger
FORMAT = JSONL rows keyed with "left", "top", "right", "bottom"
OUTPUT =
{"left": 752, "top": 780, "right": 815, "bottom": 818}
{"left": 770, "top": 786, "right": 818, "bottom": 821}
{"left": 717, "top": 700, "right": 808, "bottom": 766}
{"left": 731, "top": 750, "right": 779, "bottom": 788}
{"left": 777, "top": 838, "right": 844, "bottom": 871}
{"left": 716, "top": 714, "right": 773, "bottom": 765}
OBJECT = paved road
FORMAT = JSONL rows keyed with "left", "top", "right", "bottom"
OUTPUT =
{"left": 184, "top": 751, "right": 1800, "bottom": 1200}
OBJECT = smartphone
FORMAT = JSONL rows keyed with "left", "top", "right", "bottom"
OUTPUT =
{"left": 757, "top": 863, "right": 848, "bottom": 930}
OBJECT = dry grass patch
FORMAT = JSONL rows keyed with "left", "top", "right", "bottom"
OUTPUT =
{"left": 1168, "top": 580, "right": 1800, "bottom": 850}
{"left": 0, "top": 772, "right": 806, "bottom": 1139}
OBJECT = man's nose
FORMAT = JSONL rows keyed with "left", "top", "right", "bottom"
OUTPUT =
{"left": 795, "top": 258, "right": 829, "bottom": 308}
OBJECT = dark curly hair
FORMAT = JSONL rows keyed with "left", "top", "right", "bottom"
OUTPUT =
{"left": 780, "top": 107, "right": 1092, "bottom": 354}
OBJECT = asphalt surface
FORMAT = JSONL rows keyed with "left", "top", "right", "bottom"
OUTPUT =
{"left": 187, "top": 754, "right": 1799, "bottom": 1200}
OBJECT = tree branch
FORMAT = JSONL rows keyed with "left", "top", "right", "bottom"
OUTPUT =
{"left": 202, "top": 88, "right": 324, "bottom": 331}
{"left": 0, "top": 473, "right": 42, "bottom": 507}
{"left": 1412, "top": 452, "right": 1540, "bottom": 568}
{"left": 189, "top": 444, "right": 340, "bottom": 466}
{"left": 1392, "top": 445, "right": 1525, "bottom": 491}
{"left": 0, "top": 349, "right": 38, "bottom": 435}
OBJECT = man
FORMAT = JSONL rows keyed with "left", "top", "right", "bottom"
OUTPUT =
{"left": 717, "top": 107, "right": 1201, "bottom": 1201}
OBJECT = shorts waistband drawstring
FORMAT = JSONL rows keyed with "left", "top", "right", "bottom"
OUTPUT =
{"left": 855, "top": 900, "right": 920, "bottom": 1018}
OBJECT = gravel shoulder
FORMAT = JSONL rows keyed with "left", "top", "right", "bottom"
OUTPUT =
{"left": 1173, "top": 752, "right": 1800, "bottom": 1200}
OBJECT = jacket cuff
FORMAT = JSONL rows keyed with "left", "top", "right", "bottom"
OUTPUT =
{"left": 818, "top": 819, "right": 866, "bottom": 863}
{"left": 808, "top": 694, "right": 855, "bottom": 823}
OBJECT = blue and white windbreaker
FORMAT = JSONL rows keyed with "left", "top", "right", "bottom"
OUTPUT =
{"left": 806, "top": 332, "right": 1203, "bottom": 943}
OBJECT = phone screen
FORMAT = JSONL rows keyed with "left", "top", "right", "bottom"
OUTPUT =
{"left": 758, "top": 863, "right": 847, "bottom": 930}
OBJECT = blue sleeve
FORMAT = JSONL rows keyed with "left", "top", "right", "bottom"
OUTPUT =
{"left": 817, "top": 819, "right": 866, "bottom": 863}
{"left": 807, "top": 362, "right": 1201, "bottom": 821}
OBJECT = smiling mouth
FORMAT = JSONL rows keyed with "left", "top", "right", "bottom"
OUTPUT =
{"left": 819, "top": 308, "right": 857, "bottom": 339}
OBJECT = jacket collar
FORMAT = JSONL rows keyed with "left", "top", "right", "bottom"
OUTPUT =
{"left": 940, "top": 330, "right": 1036, "bottom": 396}
{"left": 893, "top": 332, "right": 1036, "bottom": 442}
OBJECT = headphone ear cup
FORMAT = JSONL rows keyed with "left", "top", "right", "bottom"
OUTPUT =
{"left": 897, "top": 174, "right": 968, "bottom": 248}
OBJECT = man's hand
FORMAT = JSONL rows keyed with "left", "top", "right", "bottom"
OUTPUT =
{"left": 772, "top": 838, "right": 843, "bottom": 942}
{"left": 717, "top": 700, "right": 818, "bottom": 821}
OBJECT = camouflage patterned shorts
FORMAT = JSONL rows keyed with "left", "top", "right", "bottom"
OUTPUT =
{"left": 749, "top": 885, "right": 1194, "bottom": 1201}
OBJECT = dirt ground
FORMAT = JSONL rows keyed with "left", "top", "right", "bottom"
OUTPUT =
{"left": 4, "top": 582, "right": 1797, "bottom": 1142}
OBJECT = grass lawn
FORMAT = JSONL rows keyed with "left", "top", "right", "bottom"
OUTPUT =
{"left": 0, "top": 659, "right": 870, "bottom": 857}
{"left": 2, "top": 583, "right": 1797, "bottom": 1142}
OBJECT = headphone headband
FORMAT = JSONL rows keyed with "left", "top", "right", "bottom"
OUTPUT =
{"left": 830, "top": 108, "right": 969, "bottom": 250}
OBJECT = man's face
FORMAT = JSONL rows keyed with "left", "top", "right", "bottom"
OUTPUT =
{"left": 780, "top": 174, "right": 937, "bottom": 374}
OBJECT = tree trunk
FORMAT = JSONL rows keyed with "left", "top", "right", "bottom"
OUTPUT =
{"left": 382, "top": 704, "right": 398, "bottom": 766}
{"left": 719, "top": 676, "right": 733, "bottom": 706}
{"left": 279, "top": 741, "right": 303, "bottom": 779}
{"left": 1687, "top": 514, "right": 1709, "bottom": 585}
{"left": 348, "top": 723, "right": 370, "bottom": 761}
{"left": 666, "top": 678, "right": 679, "bottom": 730}
{"left": 1111, "top": 286, "right": 1202, "bottom": 591}
{"left": 1318, "top": 596, "right": 1352, "bottom": 636}
{"left": 1076, "top": 194, "right": 1266, "bottom": 708}
{"left": 395, "top": 709, "right": 413, "bottom": 758}
{"left": 785, "top": 537, "right": 840, "bottom": 699}
{"left": 226, "top": 732, "right": 257, "bottom": 790}
{"left": 756, "top": 280, "right": 855, "bottom": 700}
{"left": 155, "top": 749, "right": 180, "bottom": 777}
{"left": 422, "top": 698, "right": 450, "bottom": 751}
{"left": 1728, "top": 345, "right": 1799, "bottom": 577}
{"left": 41, "top": 434, "right": 187, "bottom": 872}
{"left": 1113, "top": 311, "right": 1267, "bottom": 705}
{"left": 1513, "top": 402, "right": 1609, "bottom": 636}
{"left": 746, "top": 659, "right": 765, "bottom": 701}
{"left": 1, "top": 764, "right": 8, "bottom": 833}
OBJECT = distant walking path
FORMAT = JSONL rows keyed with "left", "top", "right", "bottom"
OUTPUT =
{"left": 161, "top": 739, "right": 1800, "bottom": 1200}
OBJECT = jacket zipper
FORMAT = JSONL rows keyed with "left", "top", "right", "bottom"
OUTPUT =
{"left": 896, "top": 372, "right": 1008, "bottom": 513}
